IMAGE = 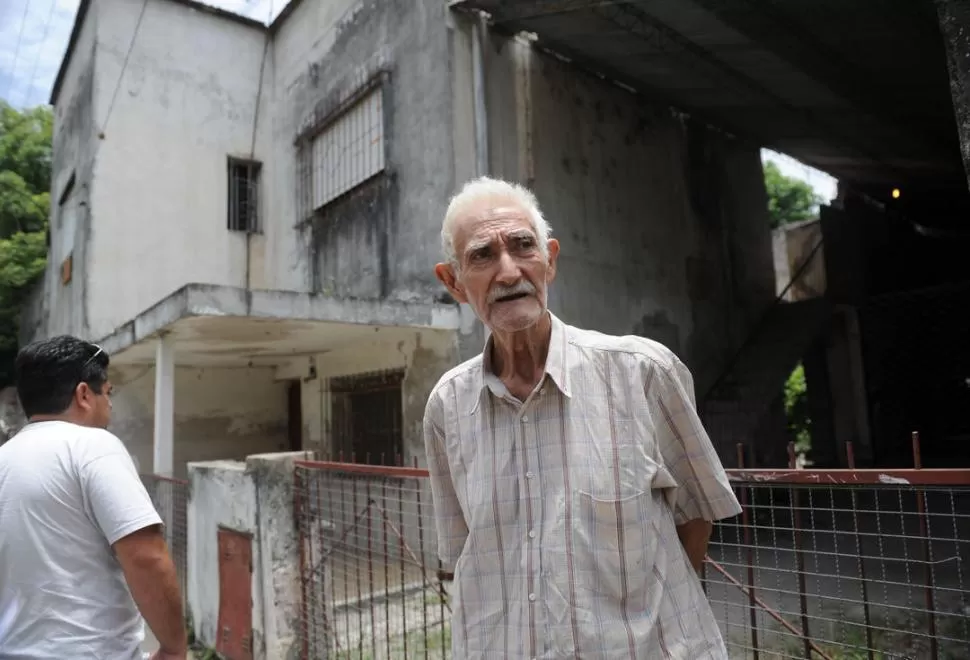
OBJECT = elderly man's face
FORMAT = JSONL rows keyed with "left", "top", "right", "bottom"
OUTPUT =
{"left": 436, "top": 200, "right": 559, "bottom": 334}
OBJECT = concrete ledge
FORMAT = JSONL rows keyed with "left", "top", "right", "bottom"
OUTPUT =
{"left": 98, "top": 283, "right": 461, "bottom": 356}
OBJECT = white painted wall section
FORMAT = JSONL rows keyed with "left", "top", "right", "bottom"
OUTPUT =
{"left": 111, "top": 364, "right": 289, "bottom": 478}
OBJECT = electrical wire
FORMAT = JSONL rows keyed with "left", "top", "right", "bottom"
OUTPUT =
{"left": 100, "top": 0, "right": 149, "bottom": 134}
{"left": 3, "top": 0, "right": 34, "bottom": 102}
{"left": 22, "top": 0, "right": 57, "bottom": 107}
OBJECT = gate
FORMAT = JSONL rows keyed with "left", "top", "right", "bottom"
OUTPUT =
{"left": 293, "top": 459, "right": 451, "bottom": 659}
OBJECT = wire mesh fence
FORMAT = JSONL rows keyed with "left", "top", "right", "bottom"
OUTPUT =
{"left": 290, "top": 456, "right": 970, "bottom": 659}
{"left": 140, "top": 473, "right": 189, "bottom": 607}
{"left": 293, "top": 459, "right": 451, "bottom": 660}
{"left": 706, "top": 468, "right": 970, "bottom": 660}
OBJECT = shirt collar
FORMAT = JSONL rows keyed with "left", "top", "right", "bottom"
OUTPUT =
{"left": 469, "top": 311, "right": 572, "bottom": 414}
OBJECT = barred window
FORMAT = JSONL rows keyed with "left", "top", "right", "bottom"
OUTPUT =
{"left": 227, "top": 157, "right": 261, "bottom": 232}
{"left": 310, "top": 85, "right": 385, "bottom": 210}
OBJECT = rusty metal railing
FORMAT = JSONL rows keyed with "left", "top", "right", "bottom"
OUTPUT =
{"left": 708, "top": 436, "right": 970, "bottom": 659}
{"left": 293, "top": 458, "right": 450, "bottom": 659}
{"left": 290, "top": 443, "right": 970, "bottom": 659}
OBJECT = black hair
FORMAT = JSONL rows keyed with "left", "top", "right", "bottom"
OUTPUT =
{"left": 14, "top": 336, "right": 110, "bottom": 417}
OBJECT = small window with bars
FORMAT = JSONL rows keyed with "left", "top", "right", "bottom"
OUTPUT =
{"left": 227, "top": 157, "right": 261, "bottom": 232}
{"left": 329, "top": 369, "right": 403, "bottom": 466}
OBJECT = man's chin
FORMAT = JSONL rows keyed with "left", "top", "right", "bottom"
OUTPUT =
{"left": 486, "top": 302, "right": 545, "bottom": 334}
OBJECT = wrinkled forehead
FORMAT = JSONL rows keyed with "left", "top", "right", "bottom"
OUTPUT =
{"left": 453, "top": 197, "right": 537, "bottom": 250}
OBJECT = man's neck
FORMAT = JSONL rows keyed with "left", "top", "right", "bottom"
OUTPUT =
{"left": 490, "top": 312, "right": 552, "bottom": 399}
{"left": 28, "top": 412, "right": 83, "bottom": 426}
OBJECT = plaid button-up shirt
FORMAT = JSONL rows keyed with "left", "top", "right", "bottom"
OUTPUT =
{"left": 423, "top": 313, "right": 742, "bottom": 659}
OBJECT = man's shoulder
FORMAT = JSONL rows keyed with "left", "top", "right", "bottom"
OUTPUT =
{"left": 428, "top": 354, "right": 484, "bottom": 402}
{"left": 37, "top": 423, "right": 131, "bottom": 466}
{"left": 564, "top": 323, "right": 681, "bottom": 372}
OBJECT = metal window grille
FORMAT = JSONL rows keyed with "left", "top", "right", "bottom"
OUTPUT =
{"left": 329, "top": 370, "right": 404, "bottom": 467}
{"left": 228, "top": 158, "right": 261, "bottom": 232}
{"left": 310, "top": 85, "right": 385, "bottom": 210}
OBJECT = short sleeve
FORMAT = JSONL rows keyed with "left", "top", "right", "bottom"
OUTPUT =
{"left": 651, "top": 358, "right": 743, "bottom": 525}
{"left": 79, "top": 435, "right": 162, "bottom": 546}
{"left": 423, "top": 391, "right": 468, "bottom": 568}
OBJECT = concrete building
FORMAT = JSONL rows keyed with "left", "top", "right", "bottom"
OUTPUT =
{"left": 23, "top": 0, "right": 781, "bottom": 477}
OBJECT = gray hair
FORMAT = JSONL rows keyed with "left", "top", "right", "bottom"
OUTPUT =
{"left": 441, "top": 177, "right": 553, "bottom": 267}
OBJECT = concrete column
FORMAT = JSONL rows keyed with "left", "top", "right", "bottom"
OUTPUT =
{"left": 153, "top": 332, "right": 175, "bottom": 477}
{"left": 937, "top": 0, "right": 970, "bottom": 189}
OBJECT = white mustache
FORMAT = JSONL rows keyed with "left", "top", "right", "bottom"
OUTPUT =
{"left": 487, "top": 280, "right": 537, "bottom": 304}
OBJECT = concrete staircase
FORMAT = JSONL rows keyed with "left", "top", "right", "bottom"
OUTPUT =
{"left": 701, "top": 298, "right": 832, "bottom": 460}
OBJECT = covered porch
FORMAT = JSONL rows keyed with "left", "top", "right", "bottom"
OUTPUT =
{"left": 101, "top": 284, "right": 461, "bottom": 478}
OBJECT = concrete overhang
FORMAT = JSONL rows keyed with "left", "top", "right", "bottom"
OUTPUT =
{"left": 100, "top": 284, "right": 461, "bottom": 367}
{"left": 453, "top": 0, "right": 965, "bottom": 196}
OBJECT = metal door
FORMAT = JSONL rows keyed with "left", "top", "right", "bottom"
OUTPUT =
{"left": 216, "top": 526, "right": 253, "bottom": 660}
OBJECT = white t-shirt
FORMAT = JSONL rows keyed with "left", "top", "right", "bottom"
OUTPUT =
{"left": 0, "top": 421, "right": 162, "bottom": 659}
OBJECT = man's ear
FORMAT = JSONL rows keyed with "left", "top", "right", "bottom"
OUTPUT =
{"left": 434, "top": 262, "right": 468, "bottom": 304}
{"left": 74, "top": 382, "right": 95, "bottom": 412}
{"left": 545, "top": 238, "right": 560, "bottom": 283}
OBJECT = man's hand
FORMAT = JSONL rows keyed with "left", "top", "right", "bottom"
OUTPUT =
{"left": 150, "top": 650, "right": 188, "bottom": 660}
{"left": 114, "top": 525, "right": 188, "bottom": 658}
{"left": 675, "top": 518, "right": 713, "bottom": 572}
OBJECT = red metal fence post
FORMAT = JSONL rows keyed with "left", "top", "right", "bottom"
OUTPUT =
{"left": 788, "top": 442, "right": 812, "bottom": 659}
{"left": 737, "top": 443, "right": 760, "bottom": 660}
{"left": 912, "top": 432, "right": 939, "bottom": 660}
{"left": 845, "top": 441, "right": 875, "bottom": 660}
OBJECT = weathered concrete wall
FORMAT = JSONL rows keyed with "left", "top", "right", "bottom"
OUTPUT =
{"left": 475, "top": 29, "right": 776, "bottom": 394}
{"left": 275, "top": 327, "right": 457, "bottom": 464}
{"left": 187, "top": 460, "right": 260, "bottom": 653}
{"left": 773, "top": 218, "right": 826, "bottom": 301}
{"left": 937, "top": 0, "right": 970, "bottom": 190}
{"left": 21, "top": 6, "right": 99, "bottom": 344}
{"left": 109, "top": 364, "right": 289, "bottom": 478}
{"left": 187, "top": 452, "right": 311, "bottom": 659}
{"left": 83, "top": 0, "right": 268, "bottom": 341}
{"left": 272, "top": 0, "right": 455, "bottom": 303}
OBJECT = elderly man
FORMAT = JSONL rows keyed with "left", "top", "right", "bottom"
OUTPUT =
{"left": 423, "top": 177, "right": 742, "bottom": 659}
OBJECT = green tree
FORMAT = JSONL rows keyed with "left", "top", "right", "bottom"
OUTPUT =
{"left": 763, "top": 160, "right": 822, "bottom": 229}
{"left": 784, "top": 362, "right": 811, "bottom": 456}
{"left": 0, "top": 101, "right": 52, "bottom": 386}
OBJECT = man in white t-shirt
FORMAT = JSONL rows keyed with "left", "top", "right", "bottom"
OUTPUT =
{"left": 0, "top": 336, "right": 188, "bottom": 659}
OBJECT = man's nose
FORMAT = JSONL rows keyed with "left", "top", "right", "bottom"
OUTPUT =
{"left": 494, "top": 250, "right": 521, "bottom": 283}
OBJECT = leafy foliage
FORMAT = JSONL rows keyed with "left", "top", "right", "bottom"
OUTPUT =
{"left": 784, "top": 362, "right": 811, "bottom": 455}
{"left": 0, "top": 101, "right": 52, "bottom": 386}
{"left": 763, "top": 160, "right": 822, "bottom": 229}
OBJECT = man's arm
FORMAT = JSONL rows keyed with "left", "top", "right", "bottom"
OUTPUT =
{"left": 423, "top": 392, "right": 468, "bottom": 569}
{"left": 650, "top": 357, "right": 743, "bottom": 570}
{"left": 113, "top": 526, "right": 188, "bottom": 657}
{"left": 676, "top": 518, "right": 713, "bottom": 572}
{"left": 79, "top": 432, "right": 188, "bottom": 657}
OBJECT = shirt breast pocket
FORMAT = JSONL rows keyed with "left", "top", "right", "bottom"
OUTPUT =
{"left": 569, "top": 488, "right": 660, "bottom": 606}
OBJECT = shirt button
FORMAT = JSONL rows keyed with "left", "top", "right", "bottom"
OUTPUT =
{"left": 528, "top": 530, "right": 536, "bottom": 539}
{"left": 522, "top": 415, "right": 529, "bottom": 422}
{"left": 526, "top": 471, "right": 535, "bottom": 479}
{"left": 528, "top": 593, "right": 537, "bottom": 602}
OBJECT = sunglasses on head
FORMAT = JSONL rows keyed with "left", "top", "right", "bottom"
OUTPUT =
{"left": 83, "top": 344, "right": 104, "bottom": 368}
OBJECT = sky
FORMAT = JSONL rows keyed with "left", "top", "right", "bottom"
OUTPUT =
{"left": 0, "top": 0, "right": 838, "bottom": 201}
